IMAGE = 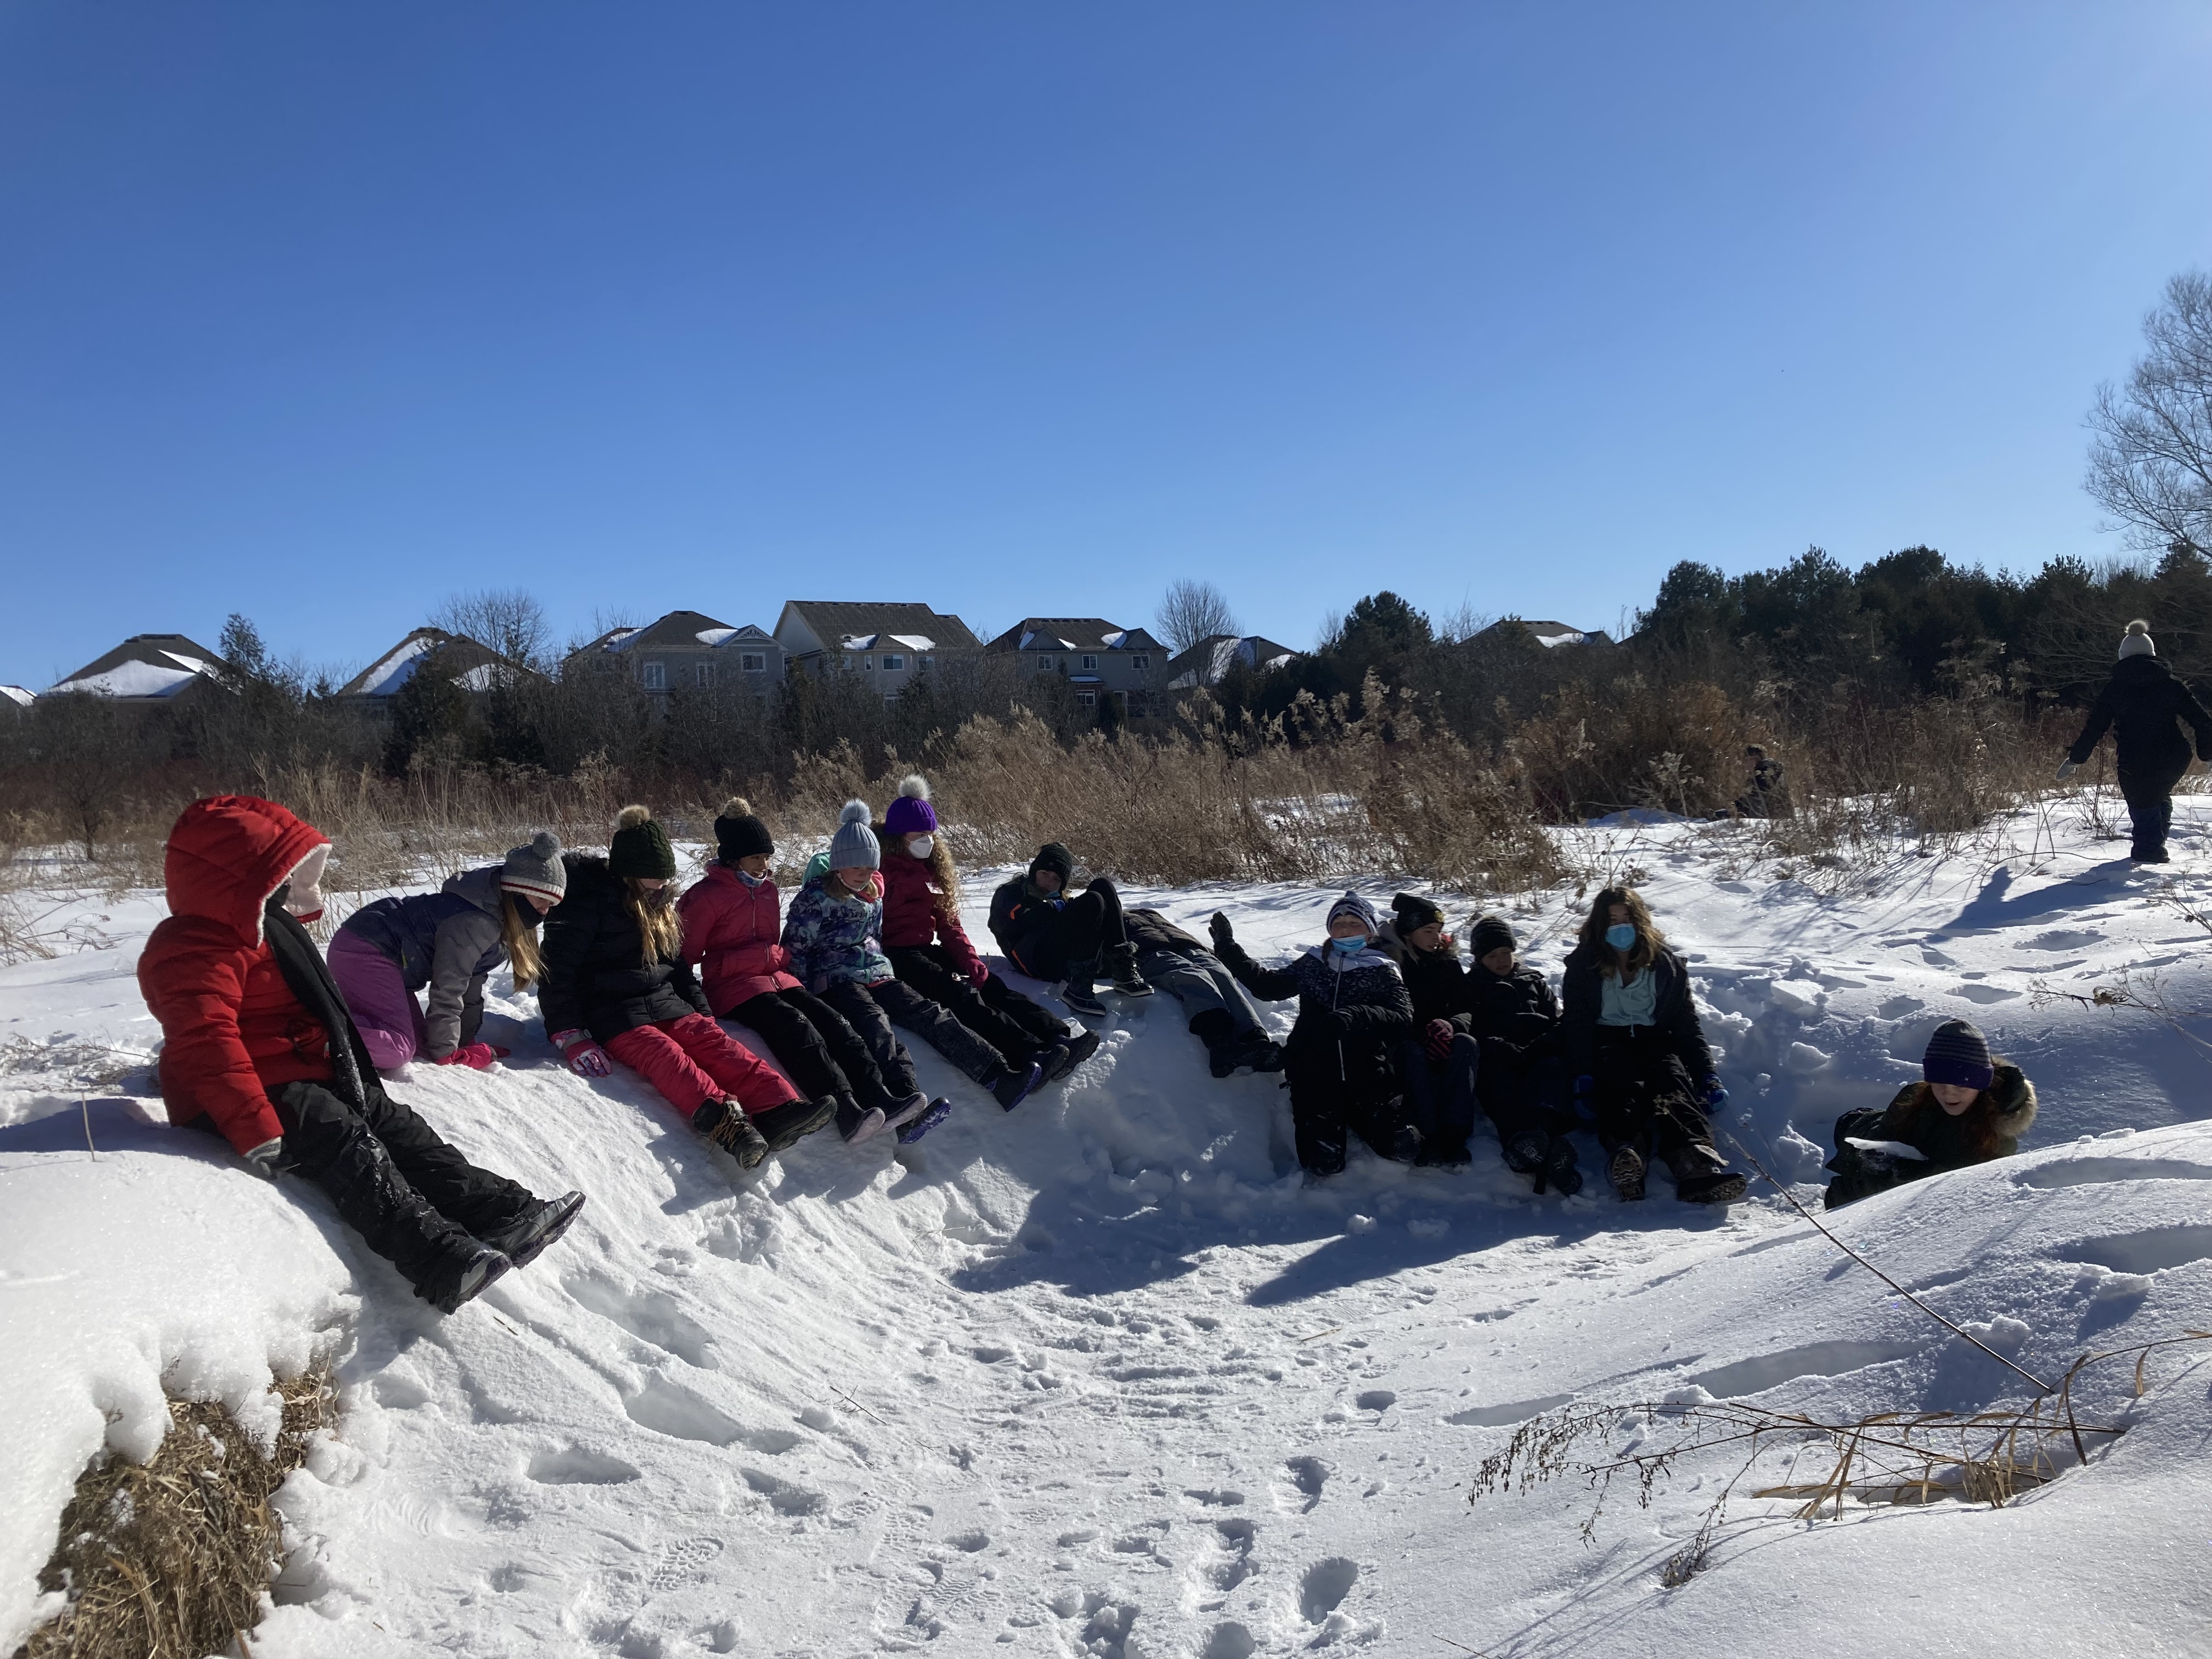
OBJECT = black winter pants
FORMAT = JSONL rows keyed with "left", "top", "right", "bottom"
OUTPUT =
{"left": 1397, "top": 1035, "right": 1480, "bottom": 1155}
{"left": 2119, "top": 768, "right": 2182, "bottom": 857}
{"left": 1027, "top": 877, "right": 1129, "bottom": 980}
{"left": 867, "top": 975, "right": 1013, "bottom": 1084}
{"left": 1590, "top": 1028, "right": 1714, "bottom": 1161}
{"left": 888, "top": 944, "right": 1065, "bottom": 1066}
{"left": 728, "top": 985, "right": 894, "bottom": 1110}
{"left": 1476, "top": 1043, "right": 1575, "bottom": 1143}
{"left": 814, "top": 980, "right": 922, "bottom": 1102}
{"left": 272, "top": 1080, "right": 535, "bottom": 1294}
{"left": 1284, "top": 1053, "right": 1411, "bottom": 1175}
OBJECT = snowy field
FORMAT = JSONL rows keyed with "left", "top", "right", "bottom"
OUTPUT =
{"left": 5, "top": 797, "right": 2212, "bottom": 1657}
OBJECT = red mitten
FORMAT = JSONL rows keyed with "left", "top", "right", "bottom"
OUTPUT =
{"left": 1424, "top": 1018, "right": 1455, "bottom": 1060}
{"left": 437, "top": 1042, "right": 501, "bottom": 1071}
{"left": 968, "top": 961, "right": 991, "bottom": 987}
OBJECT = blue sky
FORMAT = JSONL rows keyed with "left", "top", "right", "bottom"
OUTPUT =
{"left": 3, "top": 2, "right": 2210, "bottom": 688}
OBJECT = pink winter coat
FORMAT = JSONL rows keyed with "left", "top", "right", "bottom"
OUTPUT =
{"left": 877, "top": 850, "right": 989, "bottom": 981}
{"left": 678, "top": 864, "right": 801, "bottom": 1013}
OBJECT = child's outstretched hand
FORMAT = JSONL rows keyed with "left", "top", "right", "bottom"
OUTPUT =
{"left": 1209, "top": 912, "right": 1234, "bottom": 949}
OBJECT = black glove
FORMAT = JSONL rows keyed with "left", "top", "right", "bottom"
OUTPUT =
{"left": 1309, "top": 1008, "right": 1346, "bottom": 1039}
{"left": 1209, "top": 911, "right": 1234, "bottom": 949}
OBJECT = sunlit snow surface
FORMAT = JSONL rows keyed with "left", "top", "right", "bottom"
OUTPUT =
{"left": 4, "top": 797, "right": 2210, "bottom": 1656}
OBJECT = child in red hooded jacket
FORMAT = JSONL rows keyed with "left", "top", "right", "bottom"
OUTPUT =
{"left": 137, "top": 795, "right": 584, "bottom": 1314}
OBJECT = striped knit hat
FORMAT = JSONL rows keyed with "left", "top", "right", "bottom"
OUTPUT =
{"left": 1922, "top": 1019, "right": 1994, "bottom": 1092}
{"left": 500, "top": 832, "right": 567, "bottom": 906}
{"left": 1327, "top": 891, "right": 1380, "bottom": 935}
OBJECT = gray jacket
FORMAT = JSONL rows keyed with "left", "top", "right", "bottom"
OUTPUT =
{"left": 337, "top": 864, "right": 509, "bottom": 1058}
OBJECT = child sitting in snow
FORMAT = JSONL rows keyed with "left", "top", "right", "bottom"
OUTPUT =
{"left": 540, "top": 807, "right": 827, "bottom": 1170}
{"left": 1824, "top": 1020, "right": 2038, "bottom": 1209}
{"left": 327, "top": 831, "right": 567, "bottom": 1074}
{"left": 1462, "top": 914, "right": 1579, "bottom": 1194}
{"left": 786, "top": 802, "right": 1017, "bottom": 1121}
{"left": 677, "top": 797, "right": 936, "bottom": 1143}
{"left": 138, "top": 796, "right": 583, "bottom": 1314}
{"left": 875, "top": 776, "right": 1100, "bottom": 1090}
{"left": 1208, "top": 893, "right": 1418, "bottom": 1179}
{"left": 986, "top": 842, "right": 1153, "bottom": 1018}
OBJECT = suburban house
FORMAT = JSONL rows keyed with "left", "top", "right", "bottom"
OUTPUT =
{"left": 983, "top": 618, "right": 1166, "bottom": 714}
{"left": 1164, "top": 633, "right": 1301, "bottom": 692}
{"left": 568, "top": 612, "right": 787, "bottom": 699}
{"left": 1465, "top": 618, "right": 1617, "bottom": 650}
{"left": 772, "top": 602, "right": 980, "bottom": 700}
{"left": 46, "top": 634, "right": 233, "bottom": 706}
{"left": 0, "top": 686, "right": 32, "bottom": 716}
{"left": 335, "top": 627, "right": 540, "bottom": 716}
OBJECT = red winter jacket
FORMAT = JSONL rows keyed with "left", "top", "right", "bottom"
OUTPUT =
{"left": 137, "top": 796, "right": 336, "bottom": 1154}
{"left": 877, "top": 849, "right": 988, "bottom": 981}
{"left": 678, "top": 863, "right": 801, "bottom": 1013}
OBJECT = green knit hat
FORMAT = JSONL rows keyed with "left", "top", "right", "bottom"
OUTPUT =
{"left": 609, "top": 804, "right": 676, "bottom": 879}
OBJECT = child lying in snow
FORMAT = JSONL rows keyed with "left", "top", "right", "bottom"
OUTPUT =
{"left": 138, "top": 795, "right": 583, "bottom": 1314}
{"left": 1824, "top": 1019, "right": 2038, "bottom": 1209}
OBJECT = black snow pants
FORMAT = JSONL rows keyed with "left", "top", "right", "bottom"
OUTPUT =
{"left": 1030, "top": 876, "right": 1130, "bottom": 981}
{"left": 2120, "top": 764, "right": 2185, "bottom": 859}
{"left": 1589, "top": 1028, "right": 1716, "bottom": 1163}
{"left": 815, "top": 979, "right": 929, "bottom": 1099}
{"left": 1397, "top": 1035, "right": 1480, "bottom": 1158}
{"left": 1285, "top": 1051, "right": 1412, "bottom": 1176}
{"left": 729, "top": 985, "right": 896, "bottom": 1111}
{"left": 1477, "top": 1043, "right": 1576, "bottom": 1144}
{"left": 271, "top": 1079, "right": 535, "bottom": 1297}
{"left": 888, "top": 944, "right": 1066, "bottom": 1068}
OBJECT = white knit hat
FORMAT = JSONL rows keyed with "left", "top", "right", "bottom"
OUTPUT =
{"left": 2118, "top": 619, "right": 2156, "bottom": 661}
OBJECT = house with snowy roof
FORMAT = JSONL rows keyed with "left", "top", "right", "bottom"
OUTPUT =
{"left": 45, "top": 634, "right": 233, "bottom": 706}
{"left": 0, "top": 685, "right": 32, "bottom": 718}
{"left": 336, "top": 627, "right": 541, "bottom": 715}
{"left": 566, "top": 611, "right": 785, "bottom": 700}
{"left": 772, "top": 602, "right": 979, "bottom": 701}
{"left": 1464, "top": 617, "right": 1616, "bottom": 651}
{"left": 1164, "top": 633, "right": 1301, "bottom": 692}
{"left": 983, "top": 617, "right": 1166, "bottom": 715}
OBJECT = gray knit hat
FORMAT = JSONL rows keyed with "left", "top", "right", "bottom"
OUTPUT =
{"left": 827, "top": 799, "right": 880, "bottom": 871}
{"left": 500, "top": 831, "right": 567, "bottom": 906}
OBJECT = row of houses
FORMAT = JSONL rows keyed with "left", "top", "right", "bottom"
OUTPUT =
{"left": 9, "top": 602, "right": 1611, "bottom": 716}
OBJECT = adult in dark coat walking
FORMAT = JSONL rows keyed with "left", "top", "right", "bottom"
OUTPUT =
{"left": 1210, "top": 892, "right": 1417, "bottom": 1178}
{"left": 2058, "top": 619, "right": 2212, "bottom": 862}
{"left": 1560, "top": 886, "right": 1744, "bottom": 1204}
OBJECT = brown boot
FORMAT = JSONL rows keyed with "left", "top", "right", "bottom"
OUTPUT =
{"left": 1666, "top": 1142, "right": 1747, "bottom": 1205}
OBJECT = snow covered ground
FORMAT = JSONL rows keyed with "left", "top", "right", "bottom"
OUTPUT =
{"left": 4, "top": 794, "right": 2211, "bottom": 1657}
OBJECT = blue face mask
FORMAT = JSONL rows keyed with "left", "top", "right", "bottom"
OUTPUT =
{"left": 1605, "top": 923, "right": 1638, "bottom": 951}
{"left": 736, "top": 868, "right": 768, "bottom": 889}
{"left": 1330, "top": 934, "right": 1367, "bottom": 955}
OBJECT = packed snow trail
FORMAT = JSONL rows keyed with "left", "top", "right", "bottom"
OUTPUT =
{"left": 4, "top": 802, "right": 2212, "bottom": 1656}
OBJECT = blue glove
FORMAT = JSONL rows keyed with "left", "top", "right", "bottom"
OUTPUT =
{"left": 1700, "top": 1076, "right": 1729, "bottom": 1109}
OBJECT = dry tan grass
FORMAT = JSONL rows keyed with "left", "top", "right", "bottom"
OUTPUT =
{"left": 14, "top": 1358, "right": 338, "bottom": 1659}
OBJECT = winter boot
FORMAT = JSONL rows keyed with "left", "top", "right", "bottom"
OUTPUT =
{"left": 1666, "top": 1142, "right": 1748, "bottom": 1205}
{"left": 1544, "top": 1137, "right": 1584, "bottom": 1198}
{"left": 1104, "top": 942, "right": 1153, "bottom": 998}
{"left": 1044, "top": 1028, "right": 1101, "bottom": 1082}
{"left": 987, "top": 1058, "right": 1045, "bottom": 1111}
{"left": 1608, "top": 1144, "right": 1647, "bottom": 1201}
{"left": 421, "top": 1244, "right": 512, "bottom": 1316}
{"left": 883, "top": 1091, "right": 932, "bottom": 1131}
{"left": 693, "top": 1098, "right": 771, "bottom": 1168}
{"left": 1503, "top": 1131, "right": 1549, "bottom": 1177}
{"left": 837, "top": 1098, "right": 888, "bottom": 1144}
{"left": 753, "top": 1096, "right": 837, "bottom": 1153}
{"left": 480, "top": 1190, "right": 586, "bottom": 1271}
{"left": 895, "top": 1097, "right": 954, "bottom": 1144}
{"left": 1238, "top": 1036, "right": 1286, "bottom": 1073}
{"left": 1058, "top": 978, "right": 1109, "bottom": 1019}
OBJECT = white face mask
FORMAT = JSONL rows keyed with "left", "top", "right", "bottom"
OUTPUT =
{"left": 909, "top": 835, "right": 935, "bottom": 860}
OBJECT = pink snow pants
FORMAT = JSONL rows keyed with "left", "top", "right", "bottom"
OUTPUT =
{"left": 603, "top": 1013, "right": 798, "bottom": 1118}
{"left": 326, "top": 929, "right": 426, "bottom": 1072}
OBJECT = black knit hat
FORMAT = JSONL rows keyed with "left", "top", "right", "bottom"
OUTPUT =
{"left": 714, "top": 796, "right": 774, "bottom": 864}
{"left": 1922, "top": 1019, "right": 1994, "bottom": 1092}
{"left": 609, "top": 805, "right": 678, "bottom": 880}
{"left": 1031, "top": 842, "right": 1075, "bottom": 885}
{"left": 1470, "top": 915, "right": 1516, "bottom": 957}
{"left": 1391, "top": 892, "right": 1445, "bottom": 932}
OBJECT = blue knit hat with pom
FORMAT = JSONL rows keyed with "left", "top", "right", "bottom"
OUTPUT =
{"left": 1922, "top": 1019, "right": 1994, "bottom": 1092}
{"left": 827, "top": 799, "right": 880, "bottom": 871}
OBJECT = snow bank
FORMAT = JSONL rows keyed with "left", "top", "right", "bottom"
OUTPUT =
{"left": 1, "top": 797, "right": 2209, "bottom": 1655}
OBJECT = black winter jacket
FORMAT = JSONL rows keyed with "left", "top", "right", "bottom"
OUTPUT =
{"left": 1559, "top": 943, "right": 1713, "bottom": 1082}
{"left": 1124, "top": 907, "right": 1206, "bottom": 959}
{"left": 1216, "top": 933, "right": 1413, "bottom": 1099}
{"left": 2066, "top": 654, "right": 2212, "bottom": 788}
{"left": 538, "top": 854, "right": 711, "bottom": 1043}
{"left": 1375, "top": 921, "right": 1471, "bottom": 1032}
{"left": 988, "top": 876, "right": 1075, "bottom": 979}
{"left": 1824, "top": 1068, "right": 2038, "bottom": 1209}
{"left": 1465, "top": 962, "right": 1561, "bottom": 1057}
